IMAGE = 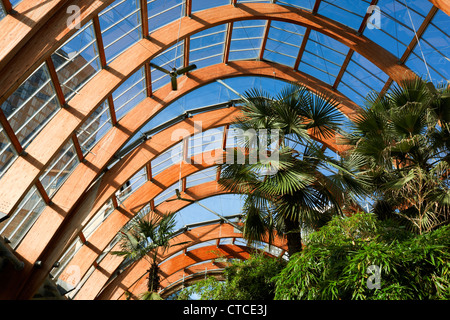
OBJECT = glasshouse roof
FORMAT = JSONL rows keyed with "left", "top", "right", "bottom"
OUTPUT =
{"left": 0, "top": 0, "right": 448, "bottom": 300}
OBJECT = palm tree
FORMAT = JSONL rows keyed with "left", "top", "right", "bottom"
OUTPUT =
{"left": 219, "top": 83, "right": 369, "bottom": 256}
{"left": 344, "top": 78, "right": 450, "bottom": 234}
{"left": 111, "top": 212, "right": 186, "bottom": 300}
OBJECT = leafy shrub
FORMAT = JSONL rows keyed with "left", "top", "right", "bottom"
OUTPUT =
{"left": 177, "top": 253, "right": 287, "bottom": 300}
{"left": 274, "top": 213, "right": 450, "bottom": 300}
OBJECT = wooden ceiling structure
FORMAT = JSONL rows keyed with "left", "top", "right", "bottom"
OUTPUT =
{"left": 0, "top": 0, "right": 447, "bottom": 299}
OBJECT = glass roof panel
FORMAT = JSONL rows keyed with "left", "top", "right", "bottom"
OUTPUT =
{"left": 185, "top": 166, "right": 218, "bottom": 189}
{"left": 112, "top": 66, "right": 146, "bottom": 120}
{"left": 299, "top": 30, "right": 348, "bottom": 85}
{"left": 115, "top": 166, "right": 147, "bottom": 203}
{"left": 76, "top": 100, "right": 113, "bottom": 156}
{"left": 0, "top": 185, "right": 45, "bottom": 249}
{"left": 189, "top": 25, "right": 227, "bottom": 70}
{"left": 174, "top": 193, "right": 245, "bottom": 230}
{"left": 263, "top": 20, "right": 306, "bottom": 68}
{"left": 338, "top": 51, "right": 389, "bottom": 107}
{"left": 192, "top": 0, "right": 229, "bottom": 13}
{"left": 274, "top": 0, "right": 315, "bottom": 11}
{"left": 51, "top": 21, "right": 101, "bottom": 101}
{"left": 82, "top": 199, "right": 114, "bottom": 240}
{"left": 405, "top": 9, "right": 450, "bottom": 85}
{"left": 0, "top": 62, "right": 61, "bottom": 148}
{"left": 0, "top": 125, "right": 17, "bottom": 178}
{"left": 39, "top": 140, "right": 79, "bottom": 198}
{"left": 187, "top": 127, "right": 224, "bottom": 158}
{"left": 318, "top": 0, "right": 367, "bottom": 30}
{"left": 229, "top": 20, "right": 266, "bottom": 61}
{"left": 9, "top": 0, "right": 22, "bottom": 8}
{"left": 154, "top": 181, "right": 179, "bottom": 205}
{"left": 148, "top": 0, "right": 184, "bottom": 33}
{"left": 98, "top": 0, "right": 142, "bottom": 64}
{"left": 0, "top": 2, "right": 6, "bottom": 21}
{"left": 51, "top": 235, "right": 83, "bottom": 281}
{"left": 363, "top": 0, "right": 432, "bottom": 59}
{"left": 151, "top": 142, "right": 183, "bottom": 176}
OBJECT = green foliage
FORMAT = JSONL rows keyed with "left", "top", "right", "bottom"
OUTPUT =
{"left": 111, "top": 212, "right": 180, "bottom": 264}
{"left": 111, "top": 212, "right": 188, "bottom": 295}
{"left": 344, "top": 78, "right": 450, "bottom": 234}
{"left": 219, "top": 82, "right": 370, "bottom": 255}
{"left": 177, "top": 253, "right": 287, "bottom": 300}
{"left": 140, "top": 291, "right": 163, "bottom": 300}
{"left": 273, "top": 213, "right": 450, "bottom": 300}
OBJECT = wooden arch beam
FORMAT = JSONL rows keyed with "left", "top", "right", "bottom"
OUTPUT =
{"left": 0, "top": 0, "right": 114, "bottom": 103}
{"left": 429, "top": 0, "right": 450, "bottom": 16}
{"left": 0, "top": 0, "right": 68, "bottom": 71}
{"left": 125, "top": 244, "right": 272, "bottom": 301}
{"left": 57, "top": 150, "right": 226, "bottom": 294}
{"left": 76, "top": 202, "right": 286, "bottom": 301}
{"left": 2, "top": 58, "right": 355, "bottom": 299}
{"left": 89, "top": 183, "right": 287, "bottom": 302}
{"left": 0, "top": 59, "right": 358, "bottom": 221}
{"left": 0, "top": 2, "right": 416, "bottom": 217}
{"left": 158, "top": 263, "right": 225, "bottom": 300}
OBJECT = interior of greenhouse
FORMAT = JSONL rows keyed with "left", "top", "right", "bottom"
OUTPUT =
{"left": 0, "top": 0, "right": 449, "bottom": 302}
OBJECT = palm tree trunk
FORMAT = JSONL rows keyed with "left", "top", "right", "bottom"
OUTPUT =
{"left": 147, "top": 262, "right": 161, "bottom": 293}
{"left": 284, "top": 217, "right": 302, "bottom": 256}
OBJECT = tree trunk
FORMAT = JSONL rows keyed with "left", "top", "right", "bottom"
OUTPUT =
{"left": 284, "top": 217, "right": 302, "bottom": 257}
{"left": 147, "top": 262, "right": 161, "bottom": 293}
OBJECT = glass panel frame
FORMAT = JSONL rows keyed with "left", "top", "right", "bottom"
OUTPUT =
{"left": 39, "top": 140, "right": 80, "bottom": 198}
{"left": 0, "top": 185, "right": 46, "bottom": 249}
{"left": 51, "top": 21, "right": 102, "bottom": 101}
{"left": 0, "top": 62, "right": 61, "bottom": 148}
{"left": 99, "top": 0, "right": 143, "bottom": 64}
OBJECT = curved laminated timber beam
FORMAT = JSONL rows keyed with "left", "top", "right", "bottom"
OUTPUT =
{"left": 73, "top": 180, "right": 286, "bottom": 300}
{"left": 158, "top": 264, "right": 225, "bottom": 300}
{"left": 57, "top": 150, "right": 229, "bottom": 297}
{"left": 0, "top": 0, "right": 68, "bottom": 71}
{"left": 0, "top": 59, "right": 360, "bottom": 222}
{"left": 429, "top": 0, "right": 450, "bottom": 15}
{"left": 1, "top": 59, "right": 360, "bottom": 298}
{"left": 89, "top": 195, "right": 287, "bottom": 301}
{"left": 0, "top": 56, "right": 357, "bottom": 299}
{"left": 76, "top": 205, "right": 286, "bottom": 300}
{"left": 0, "top": 2, "right": 417, "bottom": 218}
{"left": 121, "top": 244, "right": 276, "bottom": 301}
